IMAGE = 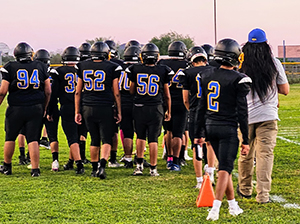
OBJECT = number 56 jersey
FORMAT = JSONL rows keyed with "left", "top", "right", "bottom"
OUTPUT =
{"left": 0, "top": 60, "right": 49, "bottom": 106}
{"left": 126, "top": 64, "right": 174, "bottom": 106}
{"left": 76, "top": 60, "right": 122, "bottom": 106}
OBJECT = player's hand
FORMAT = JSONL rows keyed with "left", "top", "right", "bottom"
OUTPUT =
{"left": 164, "top": 111, "right": 171, "bottom": 121}
{"left": 115, "top": 113, "right": 122, "bottom": 124}
{"left": 43, "top": 110, "right": 47, "bottom": 118}
{"left": 241, "top": 144, "right": 250, "bottom": 156}
{"left": 194, "top": 137, "right": 205, "bottom": 147}
{"left": 75, "top": 113, "right": 82, "bottom": 125}
{"left": 47, "top": 115, "right": 53, "bottom": 122}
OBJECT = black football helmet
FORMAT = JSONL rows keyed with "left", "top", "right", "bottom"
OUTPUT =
{"left": 91, "top": 42, "right": 110, "bottom": 60}
{"left": 201, "top": 44, "right": 214, "bottom": 62}
{"left": 78, "top": 42, "right": 91, "bottom": 61}
{"left": 123, "top": 46, "right": 141, "bottom": 62}
{"left": 34, "top": 49, "right": 51, "bottom": 65}
{"left": 62, "top": 46, "right": 80, "bottom": 63}
{"left": 104, "top": 40, "right": 118, "bottom": 58}
{"left": 14, "top": 42, "right": 34, "bottom": 61}
{"left": 214, "top": 38, "right": 241, "bottom": 67}
{"left": 125, "top": 40, "right": 140, "bottom": 50}
{"left": 187, "top": 46, "right": 207, "bottom": 63}
{"left": 141, "top": 43, "right": 159, "bottom": 64}
{"left": 168, "top": 41, "right": 187, "bottom": 58}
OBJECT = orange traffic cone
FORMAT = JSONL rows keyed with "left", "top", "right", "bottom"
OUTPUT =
{"left": 196, "top": 174, "right": 215, "bottom": 207}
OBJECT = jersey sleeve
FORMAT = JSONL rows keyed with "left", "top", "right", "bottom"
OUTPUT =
{"left": 75, "top": 63, "right": 83, "bottom": 79}
{"left": 273, "top": 58, "right": 288, "bottom": 85}
{"left": 48, "top": 69, "right": 59, "bottom": 116}
{"left": 236, "top": 75, "right": 252, "bottom": 145}
{"left": 0, "top": 63, "right": 12, "bottom": 83}
{"left": 164, "top": 65, "right": 174, "bottom": 84}
{"left": 179, "top": 69, "right": 189, "bottom": 90}
{"left": 113, "top": 65, "right": 123, "bottom": 80}
{"left": 126, "top": 65, "right": 136, "bottom": 83}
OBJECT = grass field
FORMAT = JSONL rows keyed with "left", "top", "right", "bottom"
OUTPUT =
{"left": 0, "top": 84, "right": 300, "bottom": 223}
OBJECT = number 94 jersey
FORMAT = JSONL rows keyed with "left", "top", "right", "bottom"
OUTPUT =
{"left": 0, "top": 60, "right": 49, "bottom": 106}
{"left": 126, "top": 64, "right": 174, "bottom": 106}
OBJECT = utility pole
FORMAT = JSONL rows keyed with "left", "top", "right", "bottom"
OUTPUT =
{"left": 214, "top": 0, "right": 217, "bottom": 44}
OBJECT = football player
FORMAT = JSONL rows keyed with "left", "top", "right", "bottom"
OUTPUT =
{"left": 0, "top": 42, "right": 51, "bottom": 177}
{"left": 75, "top": 42, "right": 122, "bottom": 179}
{"left": 48, "top": 46, "right": 84, "bottom": 174}
{"left": 201, "top": 44, "right": 219, "bottom": 68}
{"left": 179, "top": 46, "right": 211, "bottom": 188}
{"left": 158, "top": 41, "right": 189, "bottom": 171}
{"left": 119, "top": 45, "right": 141, "bottom": 168}
{"left": 105, "top": 40, "right": 123, "bottom": 168}
{"left": 127, "top": 43, "right": 172, "bottom": 176}
{"left": 124, "top": 40, "right": 141, "bottom": 50}
{"left": 77, "top": 42, "right": 92, "bottom": 164}
{"left": 194, "top": 39, "right": 251, "bottom": 220}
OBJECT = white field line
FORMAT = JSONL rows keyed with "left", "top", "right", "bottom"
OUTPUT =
{"left": 277, "top": 136, "right": 300, "bottom": 145}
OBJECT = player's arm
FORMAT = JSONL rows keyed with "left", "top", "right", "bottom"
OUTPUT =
{"left": 278, "top": 83, "right": 289, "bottom": 95}
{"left": 112, "top": 78, "right": 122, "bottom": 124}
{"left": 0, "top": 80, "right": 9, "bottom": 105}
{"left": 74, "top": 77, "right": 83, "bottom": 124}
{"left": 163, "top": 83, "right": 171, "bottom": 121}
{"left": 182, "top": 89, "right": 189, "bottom": 110}
{"left": 43, "top": 78, "right": 51, "bottom": 115}
{"left": 129, "top": 82, "right": 136, "bottom": 95}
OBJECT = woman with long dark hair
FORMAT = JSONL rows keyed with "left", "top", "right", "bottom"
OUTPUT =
{"left": 237, "top": 28, "right": 289, "bottom": 203}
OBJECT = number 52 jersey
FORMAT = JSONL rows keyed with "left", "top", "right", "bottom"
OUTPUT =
{"left": 126, "top": 64, "right": 174, "bottom": 106}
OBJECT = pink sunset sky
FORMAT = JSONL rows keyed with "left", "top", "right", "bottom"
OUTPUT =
{"left": 1, "top": 0, "right": 299, "bottom": 56}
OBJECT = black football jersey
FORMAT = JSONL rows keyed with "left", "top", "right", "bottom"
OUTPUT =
{"left": 126, "top": 64, "right": 173, "bottom": 106}
{"left": 179, "top": 65, "right": 213, "bottom": 109}
{"left": 0, "top": 60, "right": 49, "bottom": 106}
{"left": 110, "top": 58, "right": 124, "bottom": 66}
{"left": 50, "top": 66, "right": 77, "bottom": 106}
{"left": 76, "top": 60, "right": 122, "bottom": 106}
{"left": 195, "top": 67, "right": 251, "bottom": 144}
{"left": 119, "top": 63, "right": 136, "bottom": 106}
{"left": 157, "top": 59, "right": 189, "bottom": 105}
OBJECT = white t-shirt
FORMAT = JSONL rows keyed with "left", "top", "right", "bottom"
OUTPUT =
{"left": 247, "top": 58, "right": 288, "bottom": 124}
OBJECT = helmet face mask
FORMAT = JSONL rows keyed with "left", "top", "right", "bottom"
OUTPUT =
{"left": 62, "top": 46, "right": 80, "bottom": 63}
{"left": 141, "top": 43, "right": 159, "bottom": 64}
{"left": 91, "top": 42, "right": 110, "bottom": 60}
{"left": 214, "top": 38, "right": 241, "bottom": 67}
{"left": 14, "top": 42, "right": 34, "bottom": 62}
{"left": 168, "top": 41, "right": 187, "bottom": 58}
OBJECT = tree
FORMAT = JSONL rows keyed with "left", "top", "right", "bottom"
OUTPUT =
{"left": 50, "top": 51, "right": 63, "bottom": 64}
{"left": 1, "top": 55, "right": 15, "bottom": 65}
{"left": 149, "top": 31, "right": 195, "bottom": 55}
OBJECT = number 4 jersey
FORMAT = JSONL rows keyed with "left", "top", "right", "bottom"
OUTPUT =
{"left": 126, "top": 64, "right": 174, "bottom": 106}
{"left": 0, "top": 60, "right": 49, "bottom": 106}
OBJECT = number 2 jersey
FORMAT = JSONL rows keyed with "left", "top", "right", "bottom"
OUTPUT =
{"left": 0, "top": 60, "right": 49, "bottom": 106}
{"left": 157, "top": 59, "right": 189, "bottom": 106}
{"left": 195, "top": 67, "right": 252, "bottom": 144}
{"left": 76, "top": 60, "right": 122, "bottom": 106}
{"left": 126, "top": 64, "right": 173, "bottom": 106}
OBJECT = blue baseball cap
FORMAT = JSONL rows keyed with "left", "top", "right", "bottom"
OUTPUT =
{"left": 248, "top": 28, "right": 267, "bottom": 43}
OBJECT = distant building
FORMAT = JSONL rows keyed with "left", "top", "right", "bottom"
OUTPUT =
{"left": 278, "top": 45, "right": 300, "bottom": 62}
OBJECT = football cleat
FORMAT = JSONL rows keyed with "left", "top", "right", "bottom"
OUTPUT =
{"left": 229, "top": 202, "right": 243, "bottom": 216}
{"left": 63, "top": 161, "right": 74, "bottom": 170}
{"left": 19, "top": 155, "right": 28, "bottom": 165}
{"left": 52, "top": 160, "right": 59, "bottom": 172}
{"left": 166, "top": 160, "right": 173, "bottom": 170}
{"left": 184, "top": 150, "right": 193, "bottom": 161}
{"left": 97, "top": 167, "right": 106, "bottom": 179}
{"left": 31, "top": 169, "right": 40, "bottom": 177}
{"left": 76, "top": 167, "right": 85, "bottom": 174}
{"left": 180, "top": 159, "right": 187, "bottom": 166}
{"left": 91, "top": 170, "right": 98, "bottom": 177}
{"left": 133, "top": 164, "right": 143, "bottom": 176}
{"left": 108, "top": 161, "right": 123, "bottom": 168}
{"left": 170, "top": 164, "right": 181, "bottom": 171}
{"left": 206, "top": 209, "right": 219, "bottom": 221}
{"left": 0, "top": 164, "right": 12, "bottom": 175}
{"left": 124, "top": 161, "right": 133, "bottom": 169}
{"left": 82, "top": 158, "right": 90, "bottom": 164}
{"left": 150, "top": 168, "right": 160, "bottom": 177}
{"left": 39, "top": 139, "right": 50, "bottom": 149}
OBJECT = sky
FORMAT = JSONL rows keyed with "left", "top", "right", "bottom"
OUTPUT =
{"left": 1, "top": 0, "right": 300, "bottom": 56}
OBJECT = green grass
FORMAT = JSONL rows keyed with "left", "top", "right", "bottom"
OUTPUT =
{"left": 0, "top": 85, "right": 300, "bottom": 223}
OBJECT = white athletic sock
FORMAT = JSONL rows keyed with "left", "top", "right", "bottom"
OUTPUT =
{"left": 196, "top": 176, "right": 203, "bottom": 183}
{"left": 207, "top": 167, "right": 215, "bottom": 174}
{"left": 228, "top": 198, "right": 236, "bottom": 208}
{"left": 211, "top": 200, "right": 222, "bottom": 212}
{"left": 125, "top": 157, "right": 132, "bottom": 162}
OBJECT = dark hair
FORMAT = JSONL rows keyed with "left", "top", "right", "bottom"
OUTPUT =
{"left": 193, "top": 56, "right": 206, "bottom": 63}
{"left": 240, "top": 42, "right": 278, "bottom": 102}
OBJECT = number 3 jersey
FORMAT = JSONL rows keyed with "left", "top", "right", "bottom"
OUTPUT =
{"left": 76, "top": 60, "right": 122, "bottom": 106}
{"left": 126, "top": 64, "right": 173, "bottom": 106}
{"left": 49, "top": 66, "right": 78, "bottom": 106}
{"left": 0, "top": 60, "right": 49, "bottom": 106}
